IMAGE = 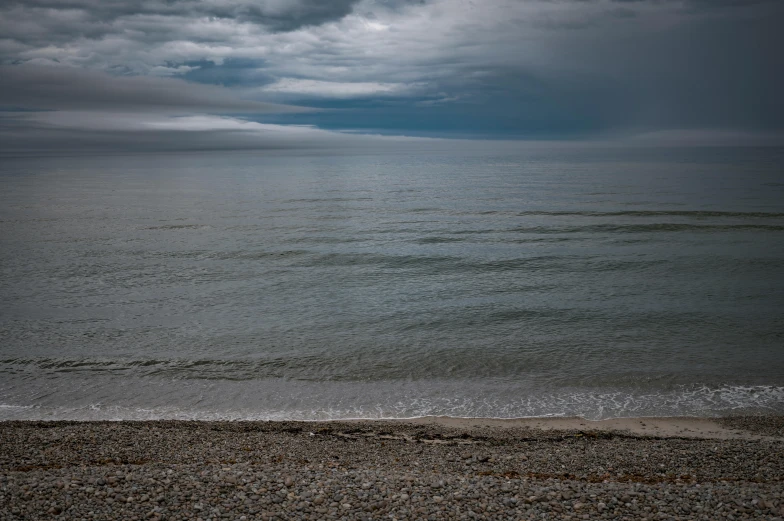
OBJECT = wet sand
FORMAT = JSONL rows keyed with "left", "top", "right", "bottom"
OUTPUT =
{"left": 397, "top": 415, "right": 783, "bottom": 440}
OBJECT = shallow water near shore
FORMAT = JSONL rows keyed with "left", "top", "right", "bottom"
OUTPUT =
{"left": 1, "top": 144, "right": 783, "bottom": 421}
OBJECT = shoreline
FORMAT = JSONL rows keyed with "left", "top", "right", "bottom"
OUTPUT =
{"left": 388, "top": 415, "right": 784, "bottom": 440}
{"left": 2, "top": 417, "right": 782, "bottom": 520}
{"left": 4, "top": 414, "right": 782, "bottom": 439}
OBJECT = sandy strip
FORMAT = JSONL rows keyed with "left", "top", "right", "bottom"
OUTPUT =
{"left": 396, "top": 415, "right": 784, "bottom": 440}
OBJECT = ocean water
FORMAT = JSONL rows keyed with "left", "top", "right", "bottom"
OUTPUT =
{"left": 1, "top": 144, "right": 783, "bottom": 421}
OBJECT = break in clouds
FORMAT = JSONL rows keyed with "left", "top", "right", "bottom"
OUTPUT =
{"left": 0, "top": 0, "right": 782, "bottom": 153}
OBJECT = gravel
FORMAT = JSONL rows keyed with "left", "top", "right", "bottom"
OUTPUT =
{"left": 1, "top": 418, "right": 783, "bottom": 520}
{"left": 718, "top": 416, "right": 784, "bottom": 439}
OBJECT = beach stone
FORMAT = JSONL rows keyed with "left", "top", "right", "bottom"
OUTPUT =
{"left": 0, "top": 418, "right": 782, "bottom": 521}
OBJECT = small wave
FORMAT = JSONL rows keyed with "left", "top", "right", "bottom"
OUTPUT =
{"left": 290, "top": 252, "right": 457, "bottom": 270}
{"left": 414, "top": 236, "right": 466, "bottom": 244}
{"left": 0, "top": 356, "right": 348, "bottom": 381}
{"left": 215, "top": 249, "right": 309, "bottom": 260}
{"left": 282, "top": 236, "right": 368, "bottom": 245}
{"left": 507, "top": 223, "right": 784, "bottom": 233}
{"left": 0, "top": 382, "right": 782, "bottom": 422}
{"left": 285, "top": 251, "right": 685, "bottom": 274}
{"left": 144, "top": 224, "right": 208, "bottom": 230}
{"left": 407, "top": 208, "right": 441, "bottom": 213}
{"left": 453, "top": 210, "right": 784, "bottom": 219}
{"left": 281, "top": 197, "right": 374, "bottom": 203}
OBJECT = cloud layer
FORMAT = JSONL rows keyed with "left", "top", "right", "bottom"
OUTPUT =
{"left": 0, "top": 110, "right": 420, "bottom": 155}
{"left": 0, "top": 65, "right": 308, "bottom": 113}
{"left": 0, "top": 0, "right": 782, "bottom": 151}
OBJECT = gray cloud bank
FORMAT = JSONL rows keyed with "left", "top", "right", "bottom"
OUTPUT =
{"left": 0, "top": 65, "right": 354, "bottom": 155}
{"left": 0, "top": 0, "right": 362, "bottom": 35}
{"left": 0, "top": 112, "right": 427, "bottom": 156}
{"left": 0, "top": 65, "right": 308, "bottom": 114}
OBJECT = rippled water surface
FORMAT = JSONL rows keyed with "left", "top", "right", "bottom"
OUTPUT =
{"left": 1, "top": 145, "right": 783, "bottom": 420}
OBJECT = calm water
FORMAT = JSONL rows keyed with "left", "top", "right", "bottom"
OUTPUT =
{"left": 1, "top": 145, "right": 783, "bottom": 420}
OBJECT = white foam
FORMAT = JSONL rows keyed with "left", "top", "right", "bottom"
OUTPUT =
{"left": 0, "top": 382, "right": 782, "bottom": 422}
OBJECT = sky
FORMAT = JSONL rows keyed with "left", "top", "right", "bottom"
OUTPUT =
{"left": 1, "top": 0, "right": 782, "bottom": 153}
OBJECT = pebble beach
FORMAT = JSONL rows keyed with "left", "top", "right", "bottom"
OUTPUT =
{"left": 1, "top": 416, "right": 783, "bottom": 520}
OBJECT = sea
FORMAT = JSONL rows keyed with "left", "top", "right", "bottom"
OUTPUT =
{"left": 1, "top": 143, "right": 783, "bottom": 421}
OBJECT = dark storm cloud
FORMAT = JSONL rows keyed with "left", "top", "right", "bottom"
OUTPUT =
{"left": 608, "top": 0, "right": 776, "bottom": 7}
{"left": 0, "top": 65, "right": 308, "bottom": 114}
{"left": 570, "top": 1, "right": 784, "bottom": 133}
{"left": 0, "top": 0, "right": 781, "bottom": 150}
{"left": 0, "top": 0, "right": 361, "bottom": 34}
{"left": 682, "top": 0, "right": 779, "bottom": 8}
